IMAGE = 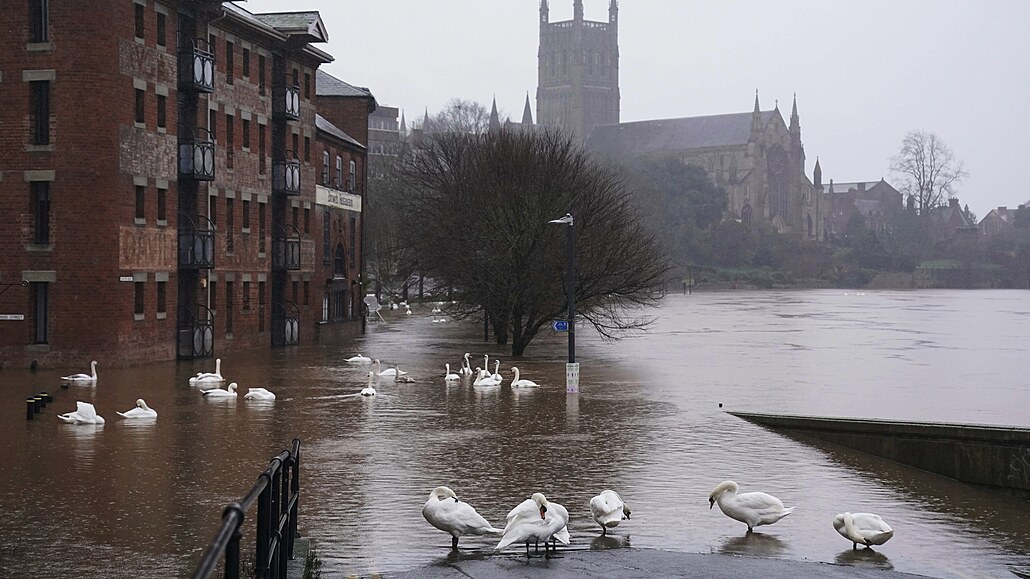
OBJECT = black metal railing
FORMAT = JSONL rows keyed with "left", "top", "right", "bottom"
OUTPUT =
{"left": 273, "top": 82, "right": 301, "bottom": 122}
{"left": 272, "top": 224, "right": 301, "bottom": 271}
{"left": 178, "top": 213, "right": 216, "bottom": 269}
{"left": 271, "top": 301, "right": 301, "bottom": 347}
{"left": 177, "top": 303, "right": 215, "bottom": 359}
{"left": 178, "top": 36, "right": 215, "bottom": 93}
{"left": 192, "top": 438, "right": 301, "bottom": 579}
{"left": 178, "top": 126, "right": 216, "bottom": 181}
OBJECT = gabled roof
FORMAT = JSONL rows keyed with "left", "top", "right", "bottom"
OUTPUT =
{"left": 316, "top": 114, "right": 364, "bottom": 150}
{"left": 252, "top": 11, "right": 328, "bottom": 43}
{"left": 316, "top": 69, "right": 373, "bottom": 98}
{"left": 221, "top": 4, "right": 333, "bottom": 63}
{"left": 586, "top": 111, "right": 776, "bottom": 157}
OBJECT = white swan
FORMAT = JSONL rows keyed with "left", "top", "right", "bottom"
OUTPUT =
{"left": 422, "top": 486, "right": 502, "bottom": 550}
{"left": 117, "top": 398, "right": 157, "bottom": 419}
{"left": 510, "top": 367, "right": 539, "bottom": 388}
{"left": 189, "top": 358, "right": 223, "bottom": 385}
{"left": 203, "top": 382, "right": 238, "bottom": 398}
{"left": 396, "top": 373, "right": 415, "bottom": 383}
{"left": 460, "top": 353, "right": 473, "bottom": 376}
{"left": 444, "top": 364, "right": 460, "bottom": 382}
{"left": 374, "top": 360, "right": 407, "bottom": 378}
{"left": 345, "top": 354, "right": 371, "bottom": 364}
{"left": 405, "top": 305, "right": 412, "bottom": 315}
{"left": 490, "top": 359, "right": 502, "bottom": 382}
{"left": 58, "top": 401, "right": 105, "bottom": 424}
{"left": 61, "top": 360, "right": 98, "bottom": 383}
{"left": 834, "top": 512, "right": 894, "bottom": 549}
{"left": 590, "top": 490, "right": 631, "bottom": 535}
{"left": 497, "top": 493, "right": 570, "bottom": 557}
{"left": 709, "top": 480, "right": 794, "bottom": 532}
{"left": 473, "top": 368, "right": 501, "bottom": 387}
{"left": 244, "top": 387, "right": 276, "bottom": 401}
{"left": 360, "top": 371, "right": 377, "bottom": 396}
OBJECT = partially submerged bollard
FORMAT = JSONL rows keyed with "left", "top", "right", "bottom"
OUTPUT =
{"left": 33, "top": 397, "right": 42, "bottom": 414}
{"left": 26, "top": 398, "right": 35, "bottom": 420}
{"left": 38, "top": 392, "right": 49, "bottom": 408}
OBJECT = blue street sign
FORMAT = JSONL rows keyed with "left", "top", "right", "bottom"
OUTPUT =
{"left": 553, "top": 320, "right": 569, "bottom": 332}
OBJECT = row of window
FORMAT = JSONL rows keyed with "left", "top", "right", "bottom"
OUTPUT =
{"left": 133, "top": 280, "right": 168, "bottom": 319}
{"left": 134, "top": 88, "right": 167, "bottom": 130}
{"left": 321, "top": 151, "right": 357, "bottom": 191}
{"left": 321, "top": 213, "right": 357, "bottom": 270}
{"left": 134, "top": 185, "right": 168, "bottom": 224}
{"left": 214, "top": 35, "right": 310, "bottom": 98}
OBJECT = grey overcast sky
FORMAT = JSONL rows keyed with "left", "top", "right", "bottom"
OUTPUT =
{"left": 242, "top": 0, "right": 1030, "bottom": 218}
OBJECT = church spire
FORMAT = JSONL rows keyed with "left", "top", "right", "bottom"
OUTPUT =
{"left": 400, "top": 110, "right": 407, "bottom": 136}
{"left": 489, "top": 96, "right": 501, "bottom": 133}
{"left": 789, "top": 92, "right": 801, "bottom": 140}
{"left": 814, "top": 157, "right": 822, "bottom": 189}
{"left": 574, "top": 0, "right": 584, "bottom": 21}
{"left": 751, "top": 89, "right": 762, "bottom": 134}
{"left": 522, "top": 92, "right": 534, "bottom": 125}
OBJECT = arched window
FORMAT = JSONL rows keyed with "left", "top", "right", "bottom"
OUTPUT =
{"left": 741, "top": 204, "right": 753, "bottom": 226}
{"left": 334, "top": 243, "right": 346, "bottom": 277}
{"left": 322, "top": 150, "right": 329, "bottom": 184}
{"left": 349, "top": 160, "right": 356, "bottom": 191}
{"left": 807, "top": 214, "right": 814, "bottom": 238}
{"left": 322, "top": 211, "right": 331, "bottom": 265}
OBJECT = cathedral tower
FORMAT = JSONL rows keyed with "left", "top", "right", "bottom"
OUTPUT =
{"left": 536, "top": 1, "right": 620, "bottom": 139}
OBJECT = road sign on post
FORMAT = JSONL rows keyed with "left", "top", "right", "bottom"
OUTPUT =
{"left": 552, "top": 320, "right": 569, "bottom": 332}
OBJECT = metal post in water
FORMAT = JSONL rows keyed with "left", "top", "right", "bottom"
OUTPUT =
{"left": 33, "top": 397, "right": 42, "bottom": 414}
{"left": 27, "top": 398, "right": 35, "bottom": 420}
{"left": 37, "top": 393, "right": 48, "bottom": 408}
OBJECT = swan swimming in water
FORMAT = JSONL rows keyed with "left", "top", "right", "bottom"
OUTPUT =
{"left": 497, "top": 493, "right": 570, "bottom": 558}
{"left": 117, "top": 399, "right": 157, "bottom": 419}
{"left": 189, "top": 358, "right": 223, "bottom": 385}
{"left": 709, "top": 480, "right": 794, "bottom": 532}
{"left": 473, "top": 368, "right": 501, "bottom": 387}
{"left": 490, "top": 360, "right": 502, "bottom": 382}
{"left": 360, "top": 371, "right": 377, "bottom": 396}
{"left": 460, "top": 353, "right": 473, "bottom": 376}
{"left": 202, "top": 382, "right": 238, "bottom": 398}
{"left": 244, "top": 387, "right": 276, "bottom": 401}
{"left": 590, "top": 490, "right": 631, "bottom": 535}
{"left": 510, "top": 367, "right": 538, "bottom": 388}
{"left": 58, "top": 401, "right": 105, "bottom": 424}
{"left": 345, "top": 354, "right": 371, "bottom": 364}
{"left": 443, "top": 364, "right": 460, "bottom": 382}
{"left": 421, "top": 486, "right": 502, "bottom": 549}
{"left": 374, "top": 360, "right": 406, "bottom": 378}
{"left": 833, "top": 512, "right": 894, "bottom": 549}
{"left": 62, "top": 360, "right": 98, "bottom": 383}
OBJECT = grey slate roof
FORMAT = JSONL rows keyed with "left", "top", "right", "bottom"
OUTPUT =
{"left": 586, "top": 111, "right": 776, "bottom": 157}
{"left": 316, "top": 69, "right": 372, "bottom": 98}
{"left": 252, "top": 12, "right": 327, "bottom": 41}
{"left": 316, "top": 114, "right": 364, "bottom": 149}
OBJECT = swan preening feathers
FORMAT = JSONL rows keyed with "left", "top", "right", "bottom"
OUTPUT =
{"left": 62, "top": 360, "right": 98, "bottom": 383}
{"left": 202, "top": 382, "right": 238, "bottom": 398}
{"left": 834, "top": 512, "right": 894, "bottom": 549}
{"left": 496, "top": 492, "right": 570, "bottom": 558}
{"left": 590, "top": 490, "right": 630, "bottom": 535}
{"left": 244, "top": 387, "right": 276, "bottom": 401}
{"left": 709, "top": 480, "right": 794, "bottom": 533}
{"left": 117, "top": 399, "right": 157, "bottom": 419}
{"left": 58, "top": 401, "right": 105, "bottom": 424}
{"left": 346, "top": 354, "right": 372, "bottom": 364}
{"left": 421, "top": 486, "right": 501, "bottom": 550}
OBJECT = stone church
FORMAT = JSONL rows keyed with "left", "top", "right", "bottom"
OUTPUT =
{"left": 534, "top": 1, "right": 821, "bottom": 237}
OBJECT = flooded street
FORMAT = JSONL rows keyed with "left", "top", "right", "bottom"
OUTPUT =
{"left": 1, "top": 290, "right": 1029, "bottom": 578}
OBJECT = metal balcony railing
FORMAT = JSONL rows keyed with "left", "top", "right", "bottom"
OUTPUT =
{"left": 178, "top": 37, "right": 215, "bottom": 93}
{"left": 178, "top": 127, "right": 216, "bottom": 181}
{"left": 178, "top": 213, "right": 216, "bottom": 270}
{"left": 272, "top": 224, "right": 300, "bottom": 271}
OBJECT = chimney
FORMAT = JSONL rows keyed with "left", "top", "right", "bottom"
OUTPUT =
{"left": 949, "top": 198, "right": 959, "bottom": 208}
{"left": 858, "top": 183, "right": 866, "bottom": 192}
{"left": 999, "top": 206, "right": 1007, "bottom": 212}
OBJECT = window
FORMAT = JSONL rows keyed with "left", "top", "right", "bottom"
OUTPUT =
{"left": 258, "top": 281, "right": 266, "bottom": 332}
{"left": 242, "top": 48, "right": 250, "bottom": 78}
{"left": 350, "top": 216, "right": 356, "bottom": 264}
{"left": 134, "top": 3, "right": 144, "bottom": 40}
{"left": 304, "top": 207, "right": 310, "bottom": 234}
{"left": 225, "top": 114, "right": 234, "bottom": 169}
{"left": 134, "top": 282, "right": 145, "bottom": 316}
{"left": 242, "top": 281, "right": 250, "bottom": 311}
{"left": 225, "top": 281, "right": 234, "bottom": 334}
{"left": 156, "top": 12, "right": 166, "bottom": 47}
{"left": 258, "top": 55, "right": 266, "bottom": 95}
{"left": 31, "top": 182, "right": 50, "bottom": 245}
{"left": 258, "top": 124, "right": 266, "bottom": 173}
{"left": 349, "top": 160, "right": 356, "bottom": 191}
{"left": 322, "top": 211, "right": 331, "bottom": 264}
{"left": 303, "top": 73, "right": 310, "bottom": 99}
{"left": 304, "top": 281, "right": 310, "bottom": 306}
{"left": 135, "top": 185, "right": 146, "bottom": 221}
{"left": 292, "top": 133, "right": 299, "bottom": 159}
{"left": 304, "top": 137, "right": 310, "bottom": 162}
{"left": 258, "top": 202, "right": 266, "bottom": 253}
{"left": 225, "top": 197, "right": 235, "bottom": 254}
{"left": 157, "top": 187, "right": 167, "bottom": 222}
{"left": 209, "top": 194, "right": 217, "bottom": 226}
{"left": 157, "top": 281, "right": 167, "bottom": 315}
{"left": 135, "top": 89, "right": 145, "bottom": 124}
{"left": 334, "top": 244, "right": 345, "bottom": 277}
{"left": 335, "top": 156, "right": 343, "bottom": 188}
{"left": 30, "top": 81, "right": 49, "bottom": 145}
{"left": 32, "top": 282, "right": 48, "bottom": 344}
{"left": 292, "top": 68, "right": 298, "bottom": 86}
{"left": 157, "top": 95, "right": 166, "bottom": 129}
{"left": 242, "top": 199, "right": 250, "bottom": 231}
{"left": 242, "top": 118, "right": 250, "bottom": 149}
{"left": 29, "top": 0, "right": 48, "bottom": 43}
{"left": 333, "top": 291, "right": 345, "bottom": 321}
{"left": 322, "top": 151, "right": 329, "bottom": 184}
{"left": 225, "top": 41, "right": 234, "bottom": 84}
{"left": 292, "top": 206, "right": 299, "bottom": 231}
{"left": 209, "top": 281, "right": 217, "bottom": 312}
{"left": 209, "top": 109, "right": 216, "bottom": 141}
{"left": 321, "top": 293, "right": 329, "bottom": 322}
{"left": 292, "top": 281, "right": 298, "bottom": 303}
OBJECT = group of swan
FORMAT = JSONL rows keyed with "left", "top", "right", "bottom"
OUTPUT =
{"left": 189, "top": 358, "right": 223, "bottom": 385}
{"left": 59, "top": 398, "right": 159, "bottom": 423}
{"left": 423, "top": 487, "right": 629, "bottom": 556}
{"left": 709, "top": 480, "right": 893, "bottom": 549}
{"left": 199, "top": 382, "right": 275, "bottom": 400}
{"left": 61, "top": 360, "right": 98, "bottom": 383}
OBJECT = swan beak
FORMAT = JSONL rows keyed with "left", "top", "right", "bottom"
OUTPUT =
{"left": 709, "top": 498, "right": 715, "bottom": 509}
{"left": 539, "top": 506, "right": 547, "bottom": 520}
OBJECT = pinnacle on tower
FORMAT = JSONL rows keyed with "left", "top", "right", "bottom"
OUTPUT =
{"left": 489, "top": 96, "right": 501, "bottom": 133}
{"left": 814, "top": 157, "right": 822, "bottom": 189}
{"left": 751, "top": 89, "right": 762, "bottom": 134}
{"left": 400, "top": 110, "right": 407, "bottom": 136}
{"left": 540, "top": 0, "right": 549, "bottom": 23}
{"left": 609, "top": 0, "right": 619, "bottom": 23}
{"left": 574, "top": 0, "right": 584, "bottom": 21}
{"left": 789, "top": 92, "right": 800, "bottom": 138}
{"left": 753, "top": 89, "right": 760, "bottom": 113}
{"left": 522, "top": 92, "right": 534, "bottom": 125}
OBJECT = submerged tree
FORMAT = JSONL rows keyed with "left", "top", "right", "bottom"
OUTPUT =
{"left": 890, "top": 130, "right": 968, "bottom": 217}
{"left": 399, "top": 129, "right": 669, "bottom": 355}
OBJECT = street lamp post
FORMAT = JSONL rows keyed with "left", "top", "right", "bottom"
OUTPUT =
{"left": 549, "top": 213, "right": 578, "bottom": 392}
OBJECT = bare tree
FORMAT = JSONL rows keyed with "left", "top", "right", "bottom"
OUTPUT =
{"left": 421, "top": 98, "right": 493, "bottom": 135}
{"left": 889, "top": 130, "right": 968, "bottom": 216}
{"left": 399, "top": 129, "right": 669, "bottom": 355}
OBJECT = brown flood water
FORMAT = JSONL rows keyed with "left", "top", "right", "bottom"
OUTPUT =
{"left": 0, "top": 289, "right": 1028, "bottom": 578}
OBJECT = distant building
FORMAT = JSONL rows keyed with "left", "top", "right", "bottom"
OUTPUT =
{"left": 927, "top": 198, "right": 977, "bottom": 237}
{"left": 368, "top": 105, "right": 404, "bottom": 176}
{"left": 821, "top": 178, "right": 903, "bottom": 239}
{"left": 978, "top": 205, "right": 1022, "bottom": 235}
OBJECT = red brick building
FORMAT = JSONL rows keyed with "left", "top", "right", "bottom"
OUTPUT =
{"left": 0, "top": 1, "right": 372, "bottom": 367}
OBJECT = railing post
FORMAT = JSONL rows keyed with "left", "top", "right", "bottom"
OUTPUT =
{"left": 223, "top": 503, "right": 245, "bottom": 579}
{"left": 255, "top": 473, "right": 273, "bottom": 579}
{"left": 269, "top": 460, "right": 282, "bottom": 579}
{"left": 288, "top": 438, "right": 300, "bottom": 559}
{"left": 278, "top": 462, "right": 290, "bottom": 578}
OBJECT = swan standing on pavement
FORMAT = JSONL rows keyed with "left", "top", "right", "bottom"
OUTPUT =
{"left": 345, "top": 354, "right": 371, "bottom": 364}
{"left": 709, "top": 480, "right": 794, "bottom": 533}
{"left": 244, "top": 387, "right": 276, "bottom": 401}
{"left": 117, "top": 399, "right": 157, "bottom": 419}
{"left": 834, "top": 512, "right": 894, "bottom": 549}
{"left": 422, "top": 486, "right": 502, "bottom": 550}
{"left": 360, "top": 371, "right": 377, "bottom": 396}
{"left": 189, "top": 358, "right": 223, "bottom": 385}
{"left": 497, "top": 493, "right": 570, "bottom": 558}
{"left": 590, "top": 490, "right": 631, "bottom": 535}
{"left": 58, "top": 401, "right": 105, "bottom": 424}
{"left": 510, "top": 367, "right": 539, "bottom": 388}
{"left": 444, "top": 364, "right": 460, "bottom": 382}
{"left": 62, "top": 360, "right": 98, "bottom": 383}
{"left": 202, "top": 382, "right": 238, "bottom": 398}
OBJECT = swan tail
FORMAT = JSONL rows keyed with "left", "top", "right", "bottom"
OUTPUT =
{"left": 553, "top": 527, "right": 571, "bottom": 545}
{"left": 116, "top": 412, "right": 128, "bottom": 418}
{"left": 495, "top": 533, "right": 519, "bottom": 551}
